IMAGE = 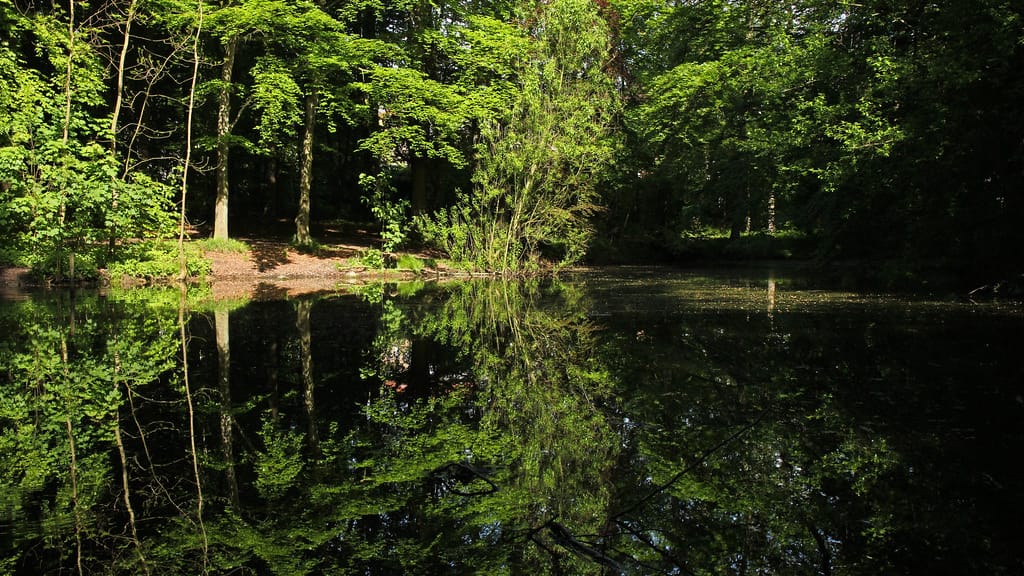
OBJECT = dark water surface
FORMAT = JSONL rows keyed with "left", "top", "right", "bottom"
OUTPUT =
{"left": 2, "top": 268, "right": 1022, "bottom": 575}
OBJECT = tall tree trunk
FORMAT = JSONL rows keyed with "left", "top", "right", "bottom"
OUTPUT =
{"left": 767, "top": 189, "right": 776, "bottom": 234}
{"left": 179, "top": 1, "right": 202, "bottom": 280}
{"left": 108, "top": 0, "right": 135, "bottom": 151}
{"left": 294, "top": 90, "right": 318, "bottom": 246}
{"left": 214, "top": 35, "right": 239, "bottom": 240}
{"left": 295, "top": 299, "right": 320, "bottom": 456}
{"left": 215, "top": 308, "right": 239, "bottom": 507}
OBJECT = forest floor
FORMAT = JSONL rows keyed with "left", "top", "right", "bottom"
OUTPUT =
{"left": 1, "top": 220, "right": 459, "bottom": 301}
{"left": 199, "top": 219, "right": 457, "bottom": 300}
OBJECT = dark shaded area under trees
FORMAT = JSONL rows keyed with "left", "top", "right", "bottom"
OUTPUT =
{"left": 1, "top": 0, "right": 1022, "bottom": 285}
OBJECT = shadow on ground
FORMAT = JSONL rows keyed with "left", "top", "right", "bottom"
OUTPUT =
{"left": 248, "top": 241, "right": 291, "bottom": 272}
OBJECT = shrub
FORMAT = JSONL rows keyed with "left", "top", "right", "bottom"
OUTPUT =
{"left": 108, "top": 240, "right": 211, "bottom": 281}
{"left": 358, "top": 248, "right": 385, "bottom": 269}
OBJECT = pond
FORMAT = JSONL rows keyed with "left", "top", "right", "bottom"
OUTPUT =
{"left": 1, "top": 268, "right": 1023, "bottom": 575}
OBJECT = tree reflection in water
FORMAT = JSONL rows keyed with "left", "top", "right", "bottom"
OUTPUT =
{"left": 1, "top": 275, "right": 1022, "bottom": 574}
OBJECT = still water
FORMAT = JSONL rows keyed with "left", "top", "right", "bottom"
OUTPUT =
{"left": 1, "top": 269, "right": 1022, "bottom": 575}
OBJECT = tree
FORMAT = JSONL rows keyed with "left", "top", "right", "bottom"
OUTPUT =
{"left": 418, "top": 0, "right": 621, "bottom": 271}
{"left": 263, "top": 4, "right": 380, "bottom": 246}
{"left": 0, "top": 0, "right": 176, "bottom": 279}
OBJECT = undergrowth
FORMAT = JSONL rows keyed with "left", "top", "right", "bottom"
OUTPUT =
{"left": 108, "top": 240, "right": 211, "bottom": 281}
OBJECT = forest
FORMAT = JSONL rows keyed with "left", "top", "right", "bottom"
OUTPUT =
{"left": 1, "top": 0, "right": 1022, "bottom": 280}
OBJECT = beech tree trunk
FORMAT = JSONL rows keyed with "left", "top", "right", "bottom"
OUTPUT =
{"left": 296, "top": 299, "right": 320, "bottom": 456}
{"left": 215, "top": 309, "right": 239, "bottom": 507}
{"left": 214, "top": 36, "right": 238, "bottom": 240}
{"left": 294, "top": 90, "right": 318, "bottom": 246}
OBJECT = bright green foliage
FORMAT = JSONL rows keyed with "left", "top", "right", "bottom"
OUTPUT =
{"left": 0, "top": 1, "right": 176, "bottom": 278}
{"left": 418, "top": 0, "right": 620, "bottom": 271}
{"left": 359, "top": 171, "right": 410, "bottom": 253}
{"left": 0, "top": 292, "right": 181, "bottom": 571}
{"left": 108, "top": 239, "right": 211, "bottom": 281}
{"left": 0, "top": 0, "right": 1021, "bottom": 277}
{"left": 253, "top": 414, "right": 306, "bottom": 499}
{"left": 357, "top": 67, "right": 467, "bottom": 168}
{"left": 249, "top": 60, "right": 303, "bottom": 154}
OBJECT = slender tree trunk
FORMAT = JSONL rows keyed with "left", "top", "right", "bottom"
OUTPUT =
{"left": 179, "top": 1, "right": 202, "bottom": 280}
{"left": 107, "top": 0, "right": 137, "bottom": 257}
{"left": 214, "top": 35, "right": 239, "bottom": 240}
{"left": 112, "top": 340, "right": 149, "bottom": 573}
{"left": 294, "top": 90, "right": 318, "bottom": 246}
{"left": 109, "top": 0, "right": 135, "bottom": 151}
{"left": 104, "top": 0, "right": 136, "bottom": 256}
{"left": 58, "top": 0, "right": 76, "bottom": 282}
{"left": 767, "top": 190, "right": 776, "bottom": 234}
{"left": 61, "top": 335, "right": 82, "bottom": 575}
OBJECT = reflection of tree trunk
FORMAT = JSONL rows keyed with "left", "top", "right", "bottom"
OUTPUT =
{"left": 60, "top": 334, "right": 83, "bottom": 575}
{"left": 295, "top": 90, "right": 318, "bottom": 246}
{"left": 112, "top": 343, "right": 149, "bottom": 572}
{"left": 214, "top": 35, "right": 239, "bottom": 240}
{"left": 268, "top": 336, "right": 280, "bottom": 423}
{"left": 767, "top": 275, "right": 776, "bottom": 317}
{"left": 295, "top": 300, "right": 320, "bottom": 456}
{"left": 807, "top": 522, "right": 833, "bottom": 576}
{"left": 215, "top": 308, "right": 239, "bottom": 508}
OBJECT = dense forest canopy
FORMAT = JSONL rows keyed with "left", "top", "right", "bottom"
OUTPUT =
{"left": 1, "top": 0, "right": 1022, "bottom": 278}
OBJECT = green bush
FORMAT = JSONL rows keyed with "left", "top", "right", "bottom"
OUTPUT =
{"left": 358, "top": 248, "right": 385, "bottom": 269}
{"left": 108, "top": 240, "right": 211, "bottom": 281}
{"left": 396, "top": 254, "right": 433, "bottom": 272}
